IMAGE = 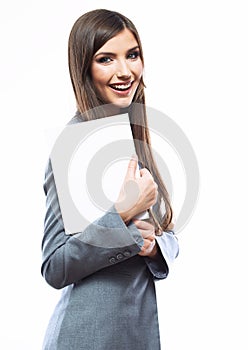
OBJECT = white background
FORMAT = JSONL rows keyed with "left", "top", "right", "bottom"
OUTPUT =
{"left": 0, "top": 1, "right": 247, "bottom": 349}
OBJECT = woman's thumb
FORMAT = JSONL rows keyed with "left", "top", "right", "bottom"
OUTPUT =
{"left": 125, "top": 154, "right": 138, "bottom": 180}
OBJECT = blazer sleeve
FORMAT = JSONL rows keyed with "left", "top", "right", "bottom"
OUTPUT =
{"left": 41, "top": 160, "right": 144, "bottom": 290}
{"left": 144, "top": 230, "right": 179, "bottom": 280}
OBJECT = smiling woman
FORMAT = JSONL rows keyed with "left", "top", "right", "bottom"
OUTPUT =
{"left": 41, "top": 8, "right": 179, "bottom": 350}
{"left": 91, "top": 29, "right": 143, "bottom": 108}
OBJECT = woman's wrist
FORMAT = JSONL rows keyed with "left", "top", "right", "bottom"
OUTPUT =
{"left": 114, "top": 203, "right": 135, "bottom": 224}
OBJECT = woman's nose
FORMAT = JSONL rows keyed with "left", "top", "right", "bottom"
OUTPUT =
{"left": 116, "top": 60, "right": 131, "bottom": 79}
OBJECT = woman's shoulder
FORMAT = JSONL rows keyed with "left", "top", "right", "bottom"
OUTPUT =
{"left": 67, "top": 111, "right": 85, "bottom": 125}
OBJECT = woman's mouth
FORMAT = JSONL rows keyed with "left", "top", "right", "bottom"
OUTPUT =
{"left": 109, "top": 81, "right": 133, "bottom": 92}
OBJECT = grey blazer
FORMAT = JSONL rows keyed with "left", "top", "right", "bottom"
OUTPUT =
{"left": 41, "top": 119, "right": 179, "bottom": 350}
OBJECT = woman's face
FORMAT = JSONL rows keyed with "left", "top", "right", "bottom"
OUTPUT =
{"left": 91, "top": 28, "right": 143, "bottom": 108}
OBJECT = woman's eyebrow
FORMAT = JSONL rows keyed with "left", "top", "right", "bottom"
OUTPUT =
{"left": 127, "top": 45, "right": 140, "bottom": 52}
{"left": 94, "top": 45, "right": 140, "bottom": 58}
{"left": 94, "top": 51, "right": 115, "bottom": 58}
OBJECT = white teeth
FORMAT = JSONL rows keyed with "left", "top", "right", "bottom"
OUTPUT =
{"left": 111, "top": 82, "right": 132, "bottom": 90}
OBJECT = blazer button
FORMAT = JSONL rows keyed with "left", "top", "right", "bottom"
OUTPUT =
{"left": 116, "top": 253, "right": 124, "bottom": 260}
{"left": 123, "top": 250, "right": 131, "bottom": 257}
{"left": 156, "top": 272, "right": 164, "bottom": 278}
{"left": 109, "top": 257, "right": 116, "bottom": 264}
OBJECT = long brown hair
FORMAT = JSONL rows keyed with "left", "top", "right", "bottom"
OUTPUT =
{"left": 68, "top": 9, "right": 173, "bottom": 233}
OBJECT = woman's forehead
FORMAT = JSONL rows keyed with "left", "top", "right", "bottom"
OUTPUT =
{"left": 95, "top": 28, "right": 138, "bottom": 55}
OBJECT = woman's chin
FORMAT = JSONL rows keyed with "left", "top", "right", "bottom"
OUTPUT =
{"left": 112, "top": 100, "right": 132, "bottom": 109}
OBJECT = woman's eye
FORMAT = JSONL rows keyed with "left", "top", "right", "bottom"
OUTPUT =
{"left": 97, "top": 56, "right": 112, "bottom": 63}
{"left": 127, "top": 51, "right": 140, "bottom": 60}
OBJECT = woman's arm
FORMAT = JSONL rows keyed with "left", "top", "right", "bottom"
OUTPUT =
{"left": 131, "top": 218, "right": 179, "bottom": 280}
{"left": 144, "top": 231, "right": 179, "bottom": 280}
{"left": 41, "top": 160, "right": 144, "bottom": 290}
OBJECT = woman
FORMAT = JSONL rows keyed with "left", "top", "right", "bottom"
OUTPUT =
{"left": 42, "top": 9, "right": 179, "bottom": 350}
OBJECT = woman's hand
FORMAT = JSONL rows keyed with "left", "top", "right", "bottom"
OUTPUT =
{"left": 132, "top": 219, "right": 158, "bottom": 257}
{"left": 115, "top": 156, "right": 158, "bottom": 223}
